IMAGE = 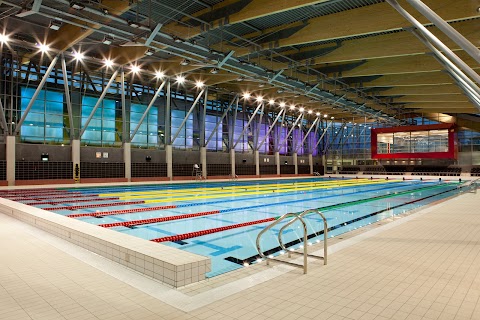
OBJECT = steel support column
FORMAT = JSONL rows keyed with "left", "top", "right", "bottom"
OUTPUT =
{"left": 15, "top": 55, "right": 59, "bottom": 133}
{"left": 407, "top": 0, "right": 480, "bottom": 64}
{"left": 60, "top": 55, "right": 74, "bottom": 140}
{"left": 79, "top": 68, "right": 119, "bottom": 138}
{"left": 171, "top": 89, "right": 205, "bottom": 143}
{"left": 129, "top": 81, "right": 166, "bottom": 141}
{"left": 233, "top": 102, "right": 263, "bottom": 149}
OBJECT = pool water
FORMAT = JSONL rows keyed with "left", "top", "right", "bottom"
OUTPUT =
{"left": 3, "top": 178, "right": 461, "bottom": 277}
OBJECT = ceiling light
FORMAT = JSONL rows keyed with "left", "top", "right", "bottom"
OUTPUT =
{"left": 102, "top": 8, "right": 109, "bottom": 15}
{"left": 243, "top": 92, "right": 251, "bottom": 99}
{"left": 258, "top": 83, "right": 265, "bottom": 88}
{"left": 180, "top": 59, "right": 190, "bottom": 66}
{"left": 37, "top": 43, "right": 49, "bottom": 53}
{"left": 155, "top": 71, "right": 165, "bottom": 79}
{"left": 268, "top": 99, "right": 275, "bottom": 105}
{"left": 70, "top": 1, "right": 85, "bottom": 10}
{"left": 0, "top": 34, "right": 9, "bottom": 44}
{"left": 277, "top": 89, "right": 284, "bottom": 94}
{"left": 299, "top": 107, "right": 305, "bottom": 112}
{"left": 324, "top": 114, "right": 328, "bottom": 118}
{"left": 128, "top": 20, "right": 140, "bottom": 28}
{"left": 195, "top": 80, "right": 204, "bottom": 88}
{"left": 102, "top": 35, "right": 113, "bottom": 45}
{"left": 316, "top": 112, "right": 321, "bottom": 117}
{"left": 49, "top": 19, "right": 62, "bottom": 30}
{"left": 210, "top": 68, "right": 218, "bottom": 74}
{"left": 131, "top": 65, "right": 140, "bottom": 73}
{"left": 308, "top": 110, "right": 312, "bottom": 114}
{"left": 145, "top": 48, "right": 155, "bottom": 56}
{"left": 293, "top": 94, "right": 300, "bottom": 98}
{"left": 173, "top": 36, "right": 183, "bottom": 43}
{"left": 176, "top": 75, "right": 185, "bottom": 84}
{"left": 331, "top": 116, "right": 335, "bottom": 119}
{"left": 103, "top": 59, "right": 113, "bottom": 67}
{"left": 73, "top": 51, "right": 84, "bottom": 60}
{"left": 236, "top": 76, "right": 245, "bottom": 82}
{"left": 256, "top": 96, "right": 263, "bottom": 103}
{"left": 289, "top": 105, "right": 295, "bottom": 110}
{"left": 279, "top": 102, "right": 286, "bottom": 108}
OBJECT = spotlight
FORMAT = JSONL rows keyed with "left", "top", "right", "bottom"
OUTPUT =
{"left": 236, "top": 76, "right": 245, "bottom": 82}
{"left": 258, "top": 83, "right": 265, "bottom": 88}
{"left": 268, "top": 99, "right": 275, "bottom": 105}
{"left": 324, "top": 114, "right": 328, "bottom": 118}
{"left": 256, "top": 96, "right": 263, "bottom": 103}
{"left": 176, "top": 75, "right": 185, "bottom": 84}
{"left": 331, "top": 116, "right": 335, "bottom": 119}
{"left": 0, "top": 34, "right": 9, "bottom": 44}
{"left": 180, "top": 59, "right": 190, "bottom": 66}
{"left": 289, "top": 104, "right": 295, "bottom": 110}
{"left": 145, "top": 48, "right": 155, "bottom": 56}
{"left": 102, "top": 8, "right": 109, "bottom": 15}
{"left": 37, "top": 43, "right": 49, "bottom": 53}
{"left": 155, "top": 71, "right": 165, "bottom": 79}
{"left": 128, "top": 20, "right": 140, "bottom": 28}
{"left": 49, "top": 19, "right": 62, "bottom": 30}
{"left": 243, "top": 92, "right": 251, "bottom": 99}
{"left": 195, "top": 80, "right": 204, "bottom": 88}
{"left": 279, "top": 102, "right": 286, "bottom": 108}
{"left": 210, "top": 68, "right": 218, "bottom": 74}
{"left": 299, "top": 107, "right": 305, "bottom": 112}
{"left": 173, "top": 36, "right": 184, "bottom": 43}
{"left": 73, "top": 51, "right": 84, "bottom": 61}
{"left": 316, "top": 112, "right": 321, "bottom": 117}
{"left": 308, "top": 110, "right": 312, "bottom": 114}
{"left": 131, "top": 65, "right": 140, "bottom": 73}
{"left": 277, "top": 89, "right": 284, "bottom": 93}
{"left": 70, "top": 1, "right": 85, "bottom": 10}
{"left": 103, "top": 59, "right": 113, "bottom": 67}
{"left": 102, "top": 35, "right": 114, "bottom": 45}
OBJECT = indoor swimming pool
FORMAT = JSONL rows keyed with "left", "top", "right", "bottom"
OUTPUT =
{"left": 0, "top": 178, "right": 462, "bottom": 277}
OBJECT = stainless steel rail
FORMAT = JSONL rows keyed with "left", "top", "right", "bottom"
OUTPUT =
{"left": 278, "top": 209, "right": 328, "bottom": 266}
{"left": 256, "top": 209, "right": 328, "bottom": 274}
{"left": 458, "top": 178, "right": 480, "bottom": 194}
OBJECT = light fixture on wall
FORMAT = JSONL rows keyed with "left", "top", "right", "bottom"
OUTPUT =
{"left": 70, "top": 1, "right": 85, "bottom": 10}
{"left": 49, "top": 19, "right": 62, "bottom": 30}
{"left": 102, "top": 35, "right": 114, "bottom": 45}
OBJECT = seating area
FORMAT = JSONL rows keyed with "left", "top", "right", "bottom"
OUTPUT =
{"left": 383, "top": 165, "right": 407, "bottom": 175}
{"left": 412, "top": 166, "right": 462, "bottom": 176}
{"left": 472, "top": 167, "right": 480, "bottom": 177}
{"left": 338, "top": 166, "right": 360, "bottom": 174}
{"left": 363, "top": 166, "right": 386, "bottom": 175}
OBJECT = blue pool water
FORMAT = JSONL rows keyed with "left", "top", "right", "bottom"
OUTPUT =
{"left": 6, "top": 178, "right": 461, "bottom": 277}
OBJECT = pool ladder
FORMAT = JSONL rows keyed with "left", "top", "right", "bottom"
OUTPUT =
{"left": 256, "top": 209, "right": 328, "bottom": 274}
{"left": 457, "top": 178, "right": 479, "bottom": 194}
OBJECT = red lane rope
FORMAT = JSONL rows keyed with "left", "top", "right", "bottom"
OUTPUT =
{"left": 98, "top": 210, "right": 220, "bottom": 228}
{"left": 0, "top": 190, "right": 81, "bottom": 196}
{"left": 24, "top": 197, "right": 121, "bottom": 206}
{"left": 150, "top": 217, "right": 276, "bottom": 243}
{"left": 48, "top": 200, "right": 146, "bottom": 211}
{"left": 18, "top": 194, "right": 103, "bottom": 201}
{"left": 67, "top": 204, "right": 178, "bottom": 218}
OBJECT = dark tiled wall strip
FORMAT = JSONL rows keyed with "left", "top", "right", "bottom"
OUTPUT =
{"left": 132, "top": 163, "right": 167, "bottom": 177}
{"left": 15, "top": 161, "right": 72, "bottom": 180}
{"left": 80, "top": 162, "right": 125, "bottom": 178}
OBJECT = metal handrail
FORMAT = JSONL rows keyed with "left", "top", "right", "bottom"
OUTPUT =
{"left": 256, "top": 212, "right": 309, "bottom": 274}
{"left": 457, "top": 178, "right": 479, "bottom": 194}
{"left": 278, "top": 209, "right": 328, "bottom": 265}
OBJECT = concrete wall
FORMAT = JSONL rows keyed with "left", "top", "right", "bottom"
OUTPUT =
{"left": 81, "top": 146, "right": 124, "bottom": 162}
{"left": 131, "top": 149, "right": 166, "bottom": 163}
{"left": 206, "top": 151, "right": 230, "bottom": 164}
{"left": 16, "top": 144, "right": 71, "bottom": 161}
